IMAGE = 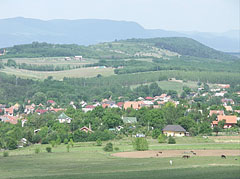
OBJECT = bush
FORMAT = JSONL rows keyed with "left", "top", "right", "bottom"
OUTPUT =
{"left": 158, "top": 134, "right": 167, "bottom": 143}
{"left": 114, "top": 147, "right": 119, "bottom": 151}
{"left": 50, "top": 140, "right": 55, "bottom": 148}
{"left": 6, "top": 138, "right": 18, "bottom": 150}
{"left": 103, "top": 142, "right": 113, "bottom": 152}
{"left": 41, "top": 137, "right": 49, "bottom": 144}
{"left": 35, "top": 147, "right": 40, "bottom": 154}
{"left": 133, "top": 137, "right": 148, "bottom": 151}
{"left": 3, "top": 151, "right": 9, "bottom": 157}
{"left": 69, "top": 139, "right": 74, "bottom": 147}
{"left": 46, "top": 146, "right": 52, "bottom": 153}
{"left": 96, "top": 139, "right": 102, "bottom": 146}
{"left": 168, "top": 136, "right": 176, "bottom": 144}
{"left": 66, "top": 144, "right": 70, "bottom": 152}
{"left": 64, "top": 138, "right": 68, "bottom": 144}
{"left": 152, "top": 129, "right": 162, "bottom": 139}
{"left": 56, "top": 137, "right": 61, "bottom": 145}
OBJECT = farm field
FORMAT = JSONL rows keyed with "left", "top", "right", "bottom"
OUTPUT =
{"left": 0, "top": 66, "right": 115, "bottom": 80}
{"left": 0, "top": 136, "right": 239, "bottom": 179}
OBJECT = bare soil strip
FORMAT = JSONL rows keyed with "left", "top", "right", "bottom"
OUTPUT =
{"left": 112, "top": 150, "right": 240, "bottom": 158}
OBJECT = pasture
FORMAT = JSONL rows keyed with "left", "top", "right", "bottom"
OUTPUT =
{"left": 0, "top": 67, "right": 115, "bottom": 80}
{"left": 0, "top": 136, "right": 239, "bottom": 179}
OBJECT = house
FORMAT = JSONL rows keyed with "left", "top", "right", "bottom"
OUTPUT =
{"left": 82, "top": 105, "right": 96, "bottom": 113}
{"left": 116, "top": 102, "right": 124, "bottom": 108}
{"left": 221, "top": 98, "right": 234, "bottom": 105}
{"left": 145, "top": 97, "right": 154, "bottom": 100}
{"left": 162, "top": 125, "right": 186, "bottom": 137}
{"left": 217, "top": 84, "right": 230, "bottom": 89}
{"left": 64, "top": 57, "right": 71, "bottom": 61}
{"left": 74, "top": 56, "right": 83, "bottom": 60}
{"left": 80, "top": 126, "right": 93, "bottom": 133}
{"left": 123, "top": 101, "right": 143, "bottom": 110}
{"left": 122, "top": 116, "right": 137, "bottom": 124}
{"left": 212, "top": 115, "right": 237, "bottom": 128}
{"left": 47, "top": 100, "right": 56, "bottom": 106}
{"left": 209, "top": 110, "right": 225, "bottom": 116}
{"left": 4, "top": 106, "right": 14, "bottom": 116}
{"left": 57, "top": 113, "right": 72, "bottom": 123}
{"left": 24, "top": 104, "right": 35, "bottom": 114}
{"left": 50, "top": 108, "right": 64, "bottom": 113}
{"left": 36, "top": 109, "right": 48, "bottom": 115}
{"left": 0, "top": 115, "right": 18, "bottom": 124}
{"left": 224, "top": 106, "right": 233, "bottom": 111}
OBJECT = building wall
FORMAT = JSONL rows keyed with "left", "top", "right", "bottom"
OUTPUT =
{"left": 163, "top": 131, "right": 185, "bottom": 137}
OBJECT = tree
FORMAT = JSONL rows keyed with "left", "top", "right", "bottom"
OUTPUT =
{"left": 158, "top": 134, "right": 167, "bottom": 143}
{"left": 213, "top": 126, "right": 221, "bottom": 136}
{"left": 168, "top": 136, "right": 176, "bottom": 144}
{"left": 132, "top": 137, "right": 148, "bottom": 151}
{"left": 103, "top": 142, "right": 113, "bottom": 152}
{"left": 218, "top": 120, "right": 226, "bottom": 129}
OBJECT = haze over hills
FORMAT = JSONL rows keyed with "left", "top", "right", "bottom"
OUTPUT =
{"left": 0, "top": 17, "right": 239, "bottom": 52}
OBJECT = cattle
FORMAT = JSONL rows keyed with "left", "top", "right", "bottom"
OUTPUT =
{"left": 182, "top": 155, "right": 190, "bottom": 159}
{"left": 221, "top": 155, "right": 226, "bottom": 159}
{"left": 158, "top": 151, "right": 162, "bottom": 154}
{"left": 193, "top": 152, "right": 196, "bottom": 155}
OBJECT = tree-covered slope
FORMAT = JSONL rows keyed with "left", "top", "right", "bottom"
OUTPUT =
{"left": 126, "top": 37, "right": 238, "bottom": 60}
{"left": 0, "top": 37, "right": 237, "bottom": 60}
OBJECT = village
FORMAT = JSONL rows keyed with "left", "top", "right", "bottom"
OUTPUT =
{"left": 0, "top": 82, "right": 239, "bottom": 144}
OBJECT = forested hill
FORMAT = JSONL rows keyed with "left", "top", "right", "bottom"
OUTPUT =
{"left": 0, "top": 37, "right": 237, "bottom": 61}
{"left": 126, "top": 37, "right": 237, "bottom": 60}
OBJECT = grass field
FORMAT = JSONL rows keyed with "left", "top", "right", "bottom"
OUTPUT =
{"left": 0, "top": 66, "right": 115, "bottom": 80}
{"left": 0, "top": 136, "right": 239, "bottom": 179}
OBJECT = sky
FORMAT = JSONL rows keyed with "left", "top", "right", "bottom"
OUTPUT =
{"left": 0, "top": 0, "right": 239, "bottom": 32}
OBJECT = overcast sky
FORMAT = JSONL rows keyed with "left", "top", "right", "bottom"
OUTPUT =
{"left": 0, "top": 0, "right": 239, "bottom": 32}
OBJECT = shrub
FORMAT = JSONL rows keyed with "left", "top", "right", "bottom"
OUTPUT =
{"left": 66, "top": 144, "right": 70, "bottom": 152}
{"left": 114, "top": 147, "right": 120, "bottom": 151}
{"left": 56, "top": 137, "right": 61, "bottom": 145}
{"left": 6, "top": 138, "right": 18, "bottom": 150}
{"left": 69, "top": 139, "right": 74, "bottom": 148}
{"left": 46, "top": 147, "right": 52, "bottom": 153}
{"left": 50, "top": 140, "right": 55, "bottom": 148}
{"left": 168, "top": 136, "right": 176, "bottom": 144}
{"left": 96, "top": 139, "right": 102, "bottom": 146}
{"left": 41, "top": 137, "right": 49, "bottom": 144}
{"left": 64, "top": 138, "right": 68, "bottom": 144}
{"left": 133, "top": 137, "right": 148, "bottom": 151}
{"left": 35, "top": 147, "right": 40, "bottom": 154}
{"left": 3, "top": 151, "right": 9, "bottom": 157}
{"left": 103, "top": 142, "right": 113, "bottom": 152}
{"left": 158, "top": 134, "right": 167, "bottom": 143}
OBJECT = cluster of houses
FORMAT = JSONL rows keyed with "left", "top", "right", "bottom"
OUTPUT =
{"left": 0, "top": 82, "right": 239, "bottom": 137}
{"left": 0, "top": 100, "right": 64, "bottom": 126}
{"left": 64, "top": 56, "right": 83, "bottom": 61}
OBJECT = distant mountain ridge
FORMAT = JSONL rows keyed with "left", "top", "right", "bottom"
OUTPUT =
{"left": 0, "top": 17, "right": 239, "bottom": 52}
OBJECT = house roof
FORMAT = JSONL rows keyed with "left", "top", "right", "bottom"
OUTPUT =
{"left": 36, "top": 109, "right": 48, "bottom": 114}
{"left": 47, "top": 100, "right": 56, "bottom": 104}
{"left": 224, "top": 106, "right": 233, "bottom": 111}
{"left": 122, "top": 117, "right": 137, "bottom": 124}
{"left": 209, "top": 110, "right": 224, "bottom": 116}
{"left": 162, "top": 125, "right": 186, "bottom": 132}
{"left": 0, "top": 115, "right": 18, "bottom": 124}
{"left": 217, "top": 115, "right": 237, "bottom": 124}
{"left": 58, "top": 113, "right": 72, "bottom": 120}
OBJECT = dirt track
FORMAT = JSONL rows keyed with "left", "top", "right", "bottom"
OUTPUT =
{"left": 112, "top": 150, "right": 240, "bottom": 158}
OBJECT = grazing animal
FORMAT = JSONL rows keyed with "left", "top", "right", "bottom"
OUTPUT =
{"left": 156, "top": 154, "right": 159, "bottom": 157}
{"left": 190, "top": 151, "right": 194, "bottom": 153}
{"left": 221, "top": 155, "right": 226, "bottom": 159}
{"left": 182, "top": 155, "right": 190, "bottom": 159}
{"left": 193, "top": 152, "right": 196, "bottom": 155}
{"left": 170, "top": 160, "right": 173, "bottom": 165}
{"left": 158, "top": 151, "right": 162, "bottom": 154}
{"left": 235, "top": 158, "right": 238, "bottom": 160}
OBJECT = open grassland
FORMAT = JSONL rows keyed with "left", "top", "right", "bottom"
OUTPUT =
{"left": 0, "top": 66, "right": 115, "bottom": 80}
{"left": 0, "top": 136, "right": 239, "bottom": 179}
{"left": 1, "top": 57, "right": 97, "bottom": 66}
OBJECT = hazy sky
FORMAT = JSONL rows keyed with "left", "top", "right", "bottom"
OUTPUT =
{"left": 0, "top": 0, "right": 239, "bottom": 32}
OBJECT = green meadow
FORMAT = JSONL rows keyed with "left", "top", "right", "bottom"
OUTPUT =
{"left": 0, "top": 137, "right": 239, "bottom": 179}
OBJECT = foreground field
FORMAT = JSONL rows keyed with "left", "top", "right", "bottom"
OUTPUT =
{"left": 0, "top": 137, "right": 239, "bottom": 179}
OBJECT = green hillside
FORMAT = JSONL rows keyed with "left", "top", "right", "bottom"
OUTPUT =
{"left": 0, "top": 37, "right": 237, "bottom": 60}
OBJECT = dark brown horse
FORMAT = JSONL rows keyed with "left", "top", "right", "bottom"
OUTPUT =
{"left": 182, "top": 155, "right": 190, "bottom": 159}
{"left": 221, "top": 155, "right": 226, "bottom": 159}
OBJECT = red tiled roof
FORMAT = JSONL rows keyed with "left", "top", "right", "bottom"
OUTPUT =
{"left": 47, "top": 100, "right": 56, "bottom": 104}
{"left": 36, "top": 109, "right": 48, "bottom": 114}
{"left": 145, "top": 97, "right": 154, "bottom": 100}
{"left": 217, "top": 115, "right": 237, "bottom": 124}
